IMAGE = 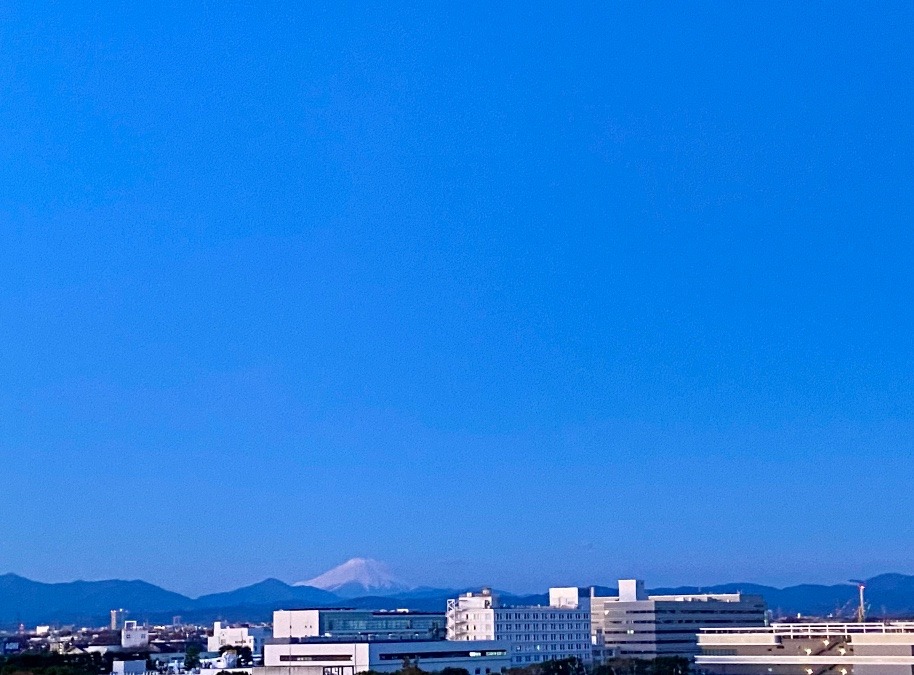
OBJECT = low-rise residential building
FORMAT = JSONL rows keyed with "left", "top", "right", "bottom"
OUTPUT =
{"left": 208, "top": 622, "right": 271, "bottom": 657}
{"left": 696, "top": 622, "right": 914, "bottom": 675}
{"left": 591, "top": 579, "right": 767, "bottom": 660}
{"left": 112, "top": 661, "right": 148, "bottom": 675}
{"left": 201, "top": 650, "right": 254, "bottom": 675}
{"left": 122, "top": 621, "right": 150, "bottom": 650}
{"left": 446, "top": 587, "right": 592, "bottom": 667}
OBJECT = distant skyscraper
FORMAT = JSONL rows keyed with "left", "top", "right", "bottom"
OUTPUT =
{"left": 110, "top": 609, "right": 127, "bottom": 631}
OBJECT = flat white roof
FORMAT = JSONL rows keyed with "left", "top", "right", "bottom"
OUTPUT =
{"left": 700, "top": 622, "right": 914, "bottom": 637}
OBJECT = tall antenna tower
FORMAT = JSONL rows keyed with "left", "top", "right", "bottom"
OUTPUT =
{"left": 849, "top": 580, "right": 867, "bottom": 622}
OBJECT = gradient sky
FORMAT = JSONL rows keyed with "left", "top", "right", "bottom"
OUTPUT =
{"left": 1, "top": 2, "right": 913, "bottom": 597}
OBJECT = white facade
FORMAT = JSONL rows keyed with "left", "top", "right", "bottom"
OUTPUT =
{"left": 208, "top": 622, "right": 271, "bottom": 656}
{"left": 446, "top": 588, "right": 592, "bottom": 667}
{"left": 200, "top": 651, "right": 254, "bottom": 675}
{"left": 121, "top": 621, "right": 150, "bottom": 650}
{"left": 274, "top": 611, "right": 321, "bottom": 639}
{"left": 697, "top": 622, "right": 914, "bottom": 675}
{"left": 261, "top": 639, "right": 509, "bottom": 675}
{"left": 591, "top": 579, "right": 767, "bottom": 660}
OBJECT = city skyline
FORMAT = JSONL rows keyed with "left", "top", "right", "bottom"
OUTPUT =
{"left": 1, "top": 1, "right": 912, "bottom": 598}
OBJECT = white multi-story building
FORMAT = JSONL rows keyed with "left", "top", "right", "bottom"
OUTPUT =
{"left": 591, "top": 579, "right": 767, "bottom": 660}
{"left": 446, "top": 587, "right": 592, "bottom": 667}
{"left": 254, "top": 638, "right": 511, "bottom": 675}
{"left": 208, "top": 622, "right": 271, "bottom": 657}
{"left": 273, "top": 609, "right": 446, "bottom": 641}
{"left": 121, "top": 621, "right": 150, "bottom": 650}
{"left": 696, "top": 622, "right": 914, "bottom": 675}
{"left": 260, "top": 639, "right": 509, "bottom": 675}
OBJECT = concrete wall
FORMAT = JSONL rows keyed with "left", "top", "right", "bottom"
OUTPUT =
{"left": 274, "top": 610, "right": 322, "bottom": 639}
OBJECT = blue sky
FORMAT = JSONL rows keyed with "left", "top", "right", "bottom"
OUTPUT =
{"left": 0, "top": 2, "right": 912, "bottom": 596}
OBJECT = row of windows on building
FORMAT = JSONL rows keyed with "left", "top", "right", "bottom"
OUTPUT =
{"left": 511, "top": 643, "right": 590, "bottom": 653}
{"left": 603, "top": 619, "right": 764, "bottom": 626}
{"left": 615, "top": 639, "right": 700, "bottom": 646}
{"left": 497, "top": 623, "right": 587, "bottom": 631}
{"left": 505, "top": 634, "right": 590, "bottom": 642}
{"left": 605, "top": 609, "right": 762, "bottom": 615}
{"left": 461, "top": 630, "right": 589, "bottom": 643}
{"left": 701, "top": 649, "right": 738, "bottom": 656}
{"left": 461, "top": 613, "right": 587, "bottom": 621}
{"left": 603, "top": 629, "right": 745, "bottom": 637}
{"left": 326, "top": 620, "right": 441, "bottom": 630}
{"left": 513, "top": 654, "right": 579, "bottom": 664}
{"left": 376, "top": 650, "right": 508, "bottom": 660}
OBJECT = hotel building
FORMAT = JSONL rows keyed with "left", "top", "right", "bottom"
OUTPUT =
{"left": 446, "top": 587, "right": 593, "bottom": 666}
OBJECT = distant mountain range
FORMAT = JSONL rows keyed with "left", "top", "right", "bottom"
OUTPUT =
{"left": 5, "top": 562, "right": 914, "bottom": 629}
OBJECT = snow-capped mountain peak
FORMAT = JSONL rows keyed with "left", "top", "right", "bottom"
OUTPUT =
{"left": 296, "top": 558, "right": 411, "bottom": 597}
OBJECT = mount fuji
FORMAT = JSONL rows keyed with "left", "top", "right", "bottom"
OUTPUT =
{"left": 296, "top": 558, "right": 412, "bottom": 597}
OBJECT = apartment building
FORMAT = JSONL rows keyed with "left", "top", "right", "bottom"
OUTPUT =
{"left": 208, "top": 622, "right": 271, "bottom": 657}
{"left": 446, "top": 587, "right": 593, "bottom": 667}
{"left": 121, "top": 621, "right": 150, "bottom": 650}
{"left": 591, "top": 579, "right": 766, "bottom": 660}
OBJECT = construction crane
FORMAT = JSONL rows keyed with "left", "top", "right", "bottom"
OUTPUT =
{"left": 849, "top": 579, "right": 867, "bottom": 622}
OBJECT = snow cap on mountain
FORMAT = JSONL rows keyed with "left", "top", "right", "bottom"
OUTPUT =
{"left": 296, "top": 558, "right": 411, "bottom": 597}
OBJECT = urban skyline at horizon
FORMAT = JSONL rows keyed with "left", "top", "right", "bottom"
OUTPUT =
{"left": 3, "top": 556, "right": 907, "bottom": 600}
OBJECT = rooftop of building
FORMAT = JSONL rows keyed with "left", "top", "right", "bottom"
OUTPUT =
{"left": 275, "top": 608, "right": 442, "bottom": 614}
{"left": 700, "top": 622, "right": 914, "bottom": 637}
{"left": 269, "top": 636, "right": 496, "bottom": 645}
{"left": 645, "top": 592, "right": 761, "bottom": 602}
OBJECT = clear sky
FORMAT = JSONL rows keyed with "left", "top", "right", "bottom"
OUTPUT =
{"left": 1, "top": 2, "right": 912, "bottom": 597}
